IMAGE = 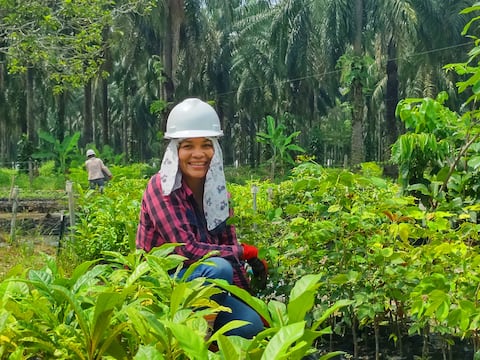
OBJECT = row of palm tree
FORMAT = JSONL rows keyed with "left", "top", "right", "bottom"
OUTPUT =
{"left": 0, "top": 0, "right": 474, "bottom": 168}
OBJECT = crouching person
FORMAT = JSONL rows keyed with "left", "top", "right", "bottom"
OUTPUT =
{"left": 136, "top": 98, "right": 266, "bottom": 338}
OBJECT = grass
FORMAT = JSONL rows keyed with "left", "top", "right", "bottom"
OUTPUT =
{"left": 0, "top": 234, "right": 59, "bottom": 280}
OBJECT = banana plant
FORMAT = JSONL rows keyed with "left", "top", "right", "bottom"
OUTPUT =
{"left": 32, "top": 130, "right": 81, "bottom": 174}
{"left": 256, "top": 115, "right": 305, "bottom": 179}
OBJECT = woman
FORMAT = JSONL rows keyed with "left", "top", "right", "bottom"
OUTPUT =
{"left": 136, "top": 98, "right": 264, "bottom": 339}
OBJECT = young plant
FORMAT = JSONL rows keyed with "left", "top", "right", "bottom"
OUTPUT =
{"left": 210, "top": 274, "right": 351, "bottom": 359}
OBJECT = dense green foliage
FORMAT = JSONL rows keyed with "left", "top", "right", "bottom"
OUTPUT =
{"left": 10, "top": 158, "right": 462, "bottom": 357}
{"left": 0, "top": 242, "right": 348, "bottom": 359}
{"left": 3, "top": 157, "right": 480, "bottom": 357}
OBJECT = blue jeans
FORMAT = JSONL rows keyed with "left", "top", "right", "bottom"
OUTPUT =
{"left": 178, "top": 257, "right": 264, "bottom": 338}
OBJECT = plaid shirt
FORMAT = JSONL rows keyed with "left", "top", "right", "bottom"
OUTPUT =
{"left": 136, "top": 173, "right": 250, "bottom": 289}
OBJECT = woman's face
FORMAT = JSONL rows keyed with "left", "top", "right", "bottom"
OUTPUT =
{"left": 178, "top": 137, "right": 214, "bottom": 181}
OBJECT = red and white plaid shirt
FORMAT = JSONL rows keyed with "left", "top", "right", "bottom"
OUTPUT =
{"left": 136, "top": 173, "right": 250, "bottom": 289}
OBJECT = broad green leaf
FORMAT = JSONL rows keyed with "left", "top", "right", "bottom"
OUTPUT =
{"left": 287, "top": 275, "right": 321, "bottom": 324}
{"left": 406, "top": 183, "right": 430, "bottom": 195}
{"left": 398, "top": 223, "right": 410, "bottom": 242}
{"left": 209, "top": 279, "right": 271, "bottom": 325}
{"left": 327, "top": 204, "right": 342, "bottom": 213}
{"left": 91, "top": 292, "right": 125, "bottom": 351}
{"left": 217, "top": 334, "right": 243, "bottom": 359}
{"left": 50, "top": 284, "right": 91, "bottom": 347}
{"left": 312, "top": 299, "right": 354, "bottom": 330}
{"left": 125, "top": 261, "right": 151, "bottom": 288}
{"left": 261, "top": 321, "right": 305, "bottom": 360}
{"left": 435, "top": 301, "right": 450, "bottom": 322}
{"left": 468, "top": 155, "right": 480, "bottom": 169}
{"left": 98, "top": 323, "right": 130, "bottom": 359}
{"left": 134, "top": 344, "right": 165, "bottom": 360}
{"left": 166, "top": 322, "right": 208, "bottom": 360}
{"left": 289, "top": 274, "right": 322, "bottom": 303}
{"left": 268, "top": 300, "right": 288, "bottom": 327}
{"left": 210, "top": 320, "right": 250, "bottom": 341}
{"left": 149, "top": 243, "right": 184, "bottom": 258}
{"left": 319, "top": 351, "right": 348, "bottom": 360}
{"left": 170, "top": 282, "right": 188, "bottom": 315}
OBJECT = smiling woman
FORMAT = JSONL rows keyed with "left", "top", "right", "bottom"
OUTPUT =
{"left": 136, "top": 98, "right": 267, "bottom": 340}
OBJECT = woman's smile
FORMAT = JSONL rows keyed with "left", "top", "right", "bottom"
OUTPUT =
{"left": 178, "top": 137, "right": 214, "bottom": 181}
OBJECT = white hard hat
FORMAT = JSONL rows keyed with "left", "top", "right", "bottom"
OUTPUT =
{"left": 164, "top": 98, "right": 223, "bottom": 139}
{"left": 86, "top": 149, "right": 95, "bottom": 157}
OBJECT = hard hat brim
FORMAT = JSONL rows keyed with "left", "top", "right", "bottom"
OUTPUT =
{"left": 164, "top": 129, "right": 223, "bottom": 139}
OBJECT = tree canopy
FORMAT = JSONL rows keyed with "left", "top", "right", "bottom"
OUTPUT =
{"left": 0, "top": 0, "right": 474, "bottom": 168}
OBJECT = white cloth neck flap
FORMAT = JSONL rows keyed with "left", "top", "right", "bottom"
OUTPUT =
{"left": 159, "top": 138, "right": 229, "bottom": 231}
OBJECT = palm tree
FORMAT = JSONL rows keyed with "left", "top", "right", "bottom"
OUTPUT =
{"left": 378, "top": 0, "right": 471, "bottom": 160}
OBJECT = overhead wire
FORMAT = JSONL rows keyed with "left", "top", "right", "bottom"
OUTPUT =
{"left": 214, "top": 41, "right": 474, "bottom": 98}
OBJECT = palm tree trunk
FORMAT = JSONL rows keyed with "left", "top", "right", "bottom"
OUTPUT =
{"left": 122, "top": 87, "right": 129, "bottom": 160}
{"left": 217, "top": 100, "right": 234, "bottom": 165}
{"left": 101, "top": 78, "right": 109, "bottom": 146}
{"left": 56, "top": 92, "right": 66, "bottom": 142}
{"left": 350, "top": 0, "right": 365, "bottom": 166}
{"left": 385, "top": 37, "right": 399, "bottom": 160}
{"left": 83, "top": 79, "right": 94, "bottom": 146}
{"left": 101, "top": 25, "right": 111, "bottom": 146}
{"left": 26, "top": 67, "right": 35, "bottom": 145}
{"left": 164, "top": 0, "right": 184, "bottom": 102}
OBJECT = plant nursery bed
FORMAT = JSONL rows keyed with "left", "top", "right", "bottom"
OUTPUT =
{"left": 0, "top": 197, "right": 66, "bottom": 213}
{"left": 315, "top": 332, "right": 475, "bottom": 359}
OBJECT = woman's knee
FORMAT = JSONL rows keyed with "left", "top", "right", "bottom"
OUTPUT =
{"left": 203, "top": 257, "right": 233, "bottom": 283}
{"left": 214, "top": 296, "right": 264, "bottom": 338}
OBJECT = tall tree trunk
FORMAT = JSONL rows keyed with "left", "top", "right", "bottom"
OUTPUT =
{"left": 163, "top": 0, "right": 184, "bottom": 103}
{"left": 0, "top": 61, "right": 7, "bottom": 162}
{"left": 217, "top": 99, "right": 234, "bottom": 165}
{"left": 350, "top": 0, "right": 365, "bottom": 166}
{"left": 101, "top": 25, "right": 111, "bottom": 146}
{"left": 122, "top": 88, "right": 129, "bottom": 161}
{"left": 101, "top": 78, "right": 109, "bottom": 146}
{"left": 26, "top": 67, "right": 35, "bottom": 145}
{"left": 56, "top": 92, "right": 66, "bottom": 142}
{"left": 385, "top": 36, "right": 399, "bottom": 160}
{"left": 243, "top": 115, "right": 256, "bottom": 168}
{"left": 83, "top": 79, "right": 94, "bottom": 146}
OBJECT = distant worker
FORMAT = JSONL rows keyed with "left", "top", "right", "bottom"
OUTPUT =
{"left": 85, "top": 149, "right": 112, "bottom": 193}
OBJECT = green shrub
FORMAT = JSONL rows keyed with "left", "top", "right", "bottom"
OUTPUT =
{"left": 37, "top": 160, "right": 56, "bottom": 177}
{"left": 71, "top": 178, "right": 147, "bottom": 261}
{"left": 0, "top": 246, "right": 346, "bottom": 359}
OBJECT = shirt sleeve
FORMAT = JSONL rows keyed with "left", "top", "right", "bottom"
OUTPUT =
{"left": 136, "top": 174, "right": 243, "bottom": 262}
{"left": 100, "top": 160, "right": 112, "bottom": 177}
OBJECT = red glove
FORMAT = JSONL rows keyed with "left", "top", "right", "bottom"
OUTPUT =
{"left": 241, "top": 243, "right": 258, "bottom": 260}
